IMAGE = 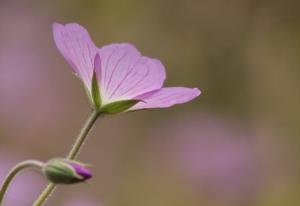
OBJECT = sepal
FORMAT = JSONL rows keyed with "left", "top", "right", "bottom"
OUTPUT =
{"left": 100, "top": 100, "right": 140, "bottom": 114}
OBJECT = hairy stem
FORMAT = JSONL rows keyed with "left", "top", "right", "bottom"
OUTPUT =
{"left": 0, "top": 160, "right": 44, "bottom": 206}
{"left": 33, "top": 110, "right": 101, "bottom": 206}
{"left": 67, "top": 110, "right": 101, "bottom": 160}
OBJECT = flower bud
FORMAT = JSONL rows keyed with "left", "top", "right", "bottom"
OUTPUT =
{"left": 42, "top": 158, "right": 92, "bottom": 184}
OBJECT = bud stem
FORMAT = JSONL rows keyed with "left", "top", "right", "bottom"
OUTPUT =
{"left": 0, "top": 160, "right": 44, "bottom": 205}
{"left": 33, "top": 109, "right": 102, "bottom": 206}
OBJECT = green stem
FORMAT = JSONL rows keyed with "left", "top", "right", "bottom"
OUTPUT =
{"left": 67, "top": 110, "right": 101, "bottom": 160}
{"left": 33, "top": 110, "right": 101, "bottom": 206}
{"left": 0, "top": 160, "right": 44, "bottom": 206}
{"left": 32, "top": 184, "right": 55, "bottom": 206}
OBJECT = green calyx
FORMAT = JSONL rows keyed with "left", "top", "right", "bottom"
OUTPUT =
{"left": 91, "top": 71, "right": 101, "bottom": 109}
{"left": 99, "top": 99, "right": 140, "bottom": 114}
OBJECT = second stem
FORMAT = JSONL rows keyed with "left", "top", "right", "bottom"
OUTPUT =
{"left": 33, "top": 110, "right": 101, "bottom": 206}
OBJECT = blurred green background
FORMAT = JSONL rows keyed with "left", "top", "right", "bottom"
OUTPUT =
{"left": 0, "top": 0, "right": 299, "bottom": 205}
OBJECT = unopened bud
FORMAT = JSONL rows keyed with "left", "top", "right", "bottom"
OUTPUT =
{"left": 42, "top": 158, "right": 92, "bottom": 184}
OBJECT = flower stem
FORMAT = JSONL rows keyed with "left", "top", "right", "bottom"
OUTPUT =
{"left": 67, "top": 110, "right": 101, "bottom": 160}
{"left": 33, "top": 110, "right": 101, "bottom": 206}
{"left": 0, "top": 160, "right": 44, "bottom": 206}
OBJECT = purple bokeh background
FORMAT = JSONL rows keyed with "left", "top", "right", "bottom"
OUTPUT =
{"left": 0, "top": 0, "right": 299, "bottom": 205}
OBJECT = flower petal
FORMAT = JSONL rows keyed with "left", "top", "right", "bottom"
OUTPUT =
{"left": 53, "top": 23, "right": 98, "bottom": 91}
{"left": 129, "top": 87, "right": 201, "bottom": 110}
{"left": 98, "top": 43, "right": 166, "bottom": 104}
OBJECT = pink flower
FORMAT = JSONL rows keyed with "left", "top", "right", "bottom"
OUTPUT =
{"left": 53, "top": 23, "right": 200, "bottom": 113}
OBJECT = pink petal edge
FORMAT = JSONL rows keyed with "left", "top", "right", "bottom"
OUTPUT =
{"left": 53, "top": 22, "right": 98, "bottom": 91}
{"left": 129, "top": 87, "right": 201, "bottom": 110}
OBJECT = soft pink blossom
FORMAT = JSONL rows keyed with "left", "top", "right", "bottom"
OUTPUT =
{"left": 53, "top": 22, "right": 200, "bottom": 111}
